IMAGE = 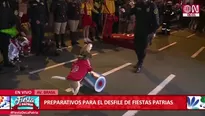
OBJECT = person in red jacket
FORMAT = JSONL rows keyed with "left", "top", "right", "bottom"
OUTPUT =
{"left": 66, "top": 43, "right": 95, "bottom": 95}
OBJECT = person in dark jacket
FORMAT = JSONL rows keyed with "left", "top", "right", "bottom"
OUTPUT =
{"left": 28, "top": 0, "right": 48, "bottom": 55}
{"left": 50, "top": 0, "right": 68, "bottom": 48}
{"left": 161, "top": 1, "right": 174, "bottom": 35}
{"left": 0, "top": 0, "right": 16, "bottom": 69}
{"left": 91, "top": 0, "right": 103, "bottom": 41}
{"left": 129, "top": 0, "right": 159, "bottom": 73}
{"left": 67, "top": 0, "right": 81, "bottom": 46}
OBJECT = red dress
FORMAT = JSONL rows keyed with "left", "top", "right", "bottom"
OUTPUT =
{"left": 21, "top": 14, "right": 29, "bottom": 23}
{"left": 82, "top": 3, "right": 93, "bottom": 27}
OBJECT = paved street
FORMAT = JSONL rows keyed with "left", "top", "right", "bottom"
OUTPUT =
{"left": 0, "top": 29, "right": 205, "bottom": 116}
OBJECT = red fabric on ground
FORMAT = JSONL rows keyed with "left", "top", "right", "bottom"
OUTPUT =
{"left": 102, "top": 34, "right": 135, "bottom": 50}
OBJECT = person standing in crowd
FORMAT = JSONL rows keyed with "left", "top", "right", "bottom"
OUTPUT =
{"left": 81, "top": 0, "right": 93, "bottom": 43}
{"left": 67, "top": 0, "right": 80, "bottom": 46}
{"left": 28, "top": 0, "right": 48, "bottom": 55}
{"left": 0, "top": 0, "right": 16, "bottom": 71}
{"left": 91, "top": 0, "right": 103, "bottom": 41}
{"left": 161, "top": 1, "right": 174, "bottom": 35}
{"left": 50, "top": 0, "right": 68, "bottom": 49}
{"left": 102, "top": 0, "right": 116, "bottom": 37}
{"left": 197, "top": 4, "right": 205, "bottom": 33}
{"left": 112, "top": 0, "right": 123, "bottom": 33}
{"left": 129, "top": 0, "right": 159, "bottom": 73}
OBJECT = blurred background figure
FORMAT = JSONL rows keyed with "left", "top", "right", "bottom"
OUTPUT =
{"left": 196, "top": 4, "right": 205, "bottom": 33}
{"left": 50, "top": 0, "right": 68, "bottom": 49}
{"left": 81, "top": 0, "right": 93, "bottom": 43}
{"left": 0, "top": 0, "right": 17, "bottom": 70}
{"left": 67, "top": 0, "right": 80, "bottom": 46}
{"left": 90, "top": 0, "right": 103, "bottom": 41}
{"left": 28, "top": 0, "right": 48, "bottom": 56}
{"left": 112, "top": 0, "right": 123, "bottom": 34}
{"left": 161, "top": 1, "right": 174, "bottom": 35}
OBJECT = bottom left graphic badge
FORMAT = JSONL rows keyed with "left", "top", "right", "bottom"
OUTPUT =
{"left": 0, "top": 96, "right": 10, "bottom": 109}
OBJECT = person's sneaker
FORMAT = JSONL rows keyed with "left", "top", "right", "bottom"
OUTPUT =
{"left": 135, "top": 66, "right": 142, "bottom": 73}
{"left": 133, "top": 63, "right": 142, "bottom": 73}
{"left": 86, "top": 38, "right": 92, "bottom": 43}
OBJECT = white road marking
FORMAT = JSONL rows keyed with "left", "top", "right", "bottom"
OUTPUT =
{"left": 29, "top": 53, "right": 98, "bottom": 74}
{"left": 57, "top": 46, "right": 72, "bottom": 51}
{"left": 170, "top": 31, "right": 178, "bottom": 34}
{"left": 65, "top": 63, "right": 132, "bottom": 92}
{"left": 186, "top": 34, "right": 195, "bottom": 38}
{"left": 158, "top": 42, "right": 177, "bottom": 51}
{"left": 122, "top": 74, "right": 176, "bottom": 116}
{"left": 191, "top": 46, "right": 205, "bottom": 58}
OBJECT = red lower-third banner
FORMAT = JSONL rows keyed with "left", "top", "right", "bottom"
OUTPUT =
{"left": 40, "top": 95, "right": 187, "bottom": 110}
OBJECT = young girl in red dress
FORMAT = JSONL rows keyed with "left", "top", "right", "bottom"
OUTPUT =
{"left": 81, "top": 0, "right": 94, "bottom": 43}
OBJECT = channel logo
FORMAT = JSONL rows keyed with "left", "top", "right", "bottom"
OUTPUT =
{"left": 187, "top": 96, "right": 205, "bottom": 109}
{"left": 11, "top": 96, "right": 40, "bottom": 110}
{"left": 0, "top": 96, "right": 10, "bottom": 109}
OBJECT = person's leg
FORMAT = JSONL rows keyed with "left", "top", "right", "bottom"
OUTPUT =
{"left": 60, "top": 22, "right": 68, "bottom": 47}
{"left": 85, "top": 26, "right": 92, "bottom": 42}
{"left": 166, "top": 21, "right": 171, "bottom": 35}
{"left": 134, "top": 37, "right": 148, "bottom": 73}
{"left": 161, "top": 22, "right": 166, "bottom": 34}
{"left": 0, "top": 33, "right": 14, "bottom": 67}
{"left": 36, "top": 24, "right": 45, "bottom": 55}
{"left": 54, "top": 22, "right": 61, "bottom": 48}
{"left": 68, "top": 20, "right": 76, "bottom": 45}
{"left": 83, "top": 26, "right": 87, "bottom": 42}
{"left": 69, "top": 80, "right": 81, "bottom": 95}
{"left": 73, "top": 20, "right": 80, "bottom": 42}
{"left": 31, "top": 23, "right": 38, "bottom": 54}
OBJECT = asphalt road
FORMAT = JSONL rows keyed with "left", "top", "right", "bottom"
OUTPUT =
{"left": 0, "top": 29, "right": 205, "bottom": 116}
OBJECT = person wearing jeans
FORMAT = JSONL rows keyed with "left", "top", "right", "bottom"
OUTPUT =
{"left": 50, "top": 0, "right": 68, "bottom": 49}
{"left": 67, "top": 0, "right": 80, "bottom": 46}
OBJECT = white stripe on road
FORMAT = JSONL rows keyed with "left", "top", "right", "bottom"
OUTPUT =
{"left": 158, "top": 42, "right": 177, "bottom": 51}
{"left": 186, "top": 34, "right": 195, "bottom": 38}
{"left": 122, "top": 74, "right": 176, "bottom": 116}
{"left": 170, "top": 31, "right": 178, "bottom": 34}
{"left": 29, "top": 53, "right": 99, "bottom": 74}
{"left": 65, "top": 63, "right": 132, "bottom": 92}
{"left": 191, "top": 46, "right": 205, "bottom": 58}
{"left": 57, "top": 46, "right": 72, "bottom": 51}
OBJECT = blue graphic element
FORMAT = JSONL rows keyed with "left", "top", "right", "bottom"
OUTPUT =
{"left": 11, "top": 96, "right": 39, "bottom": 110}
{"left": 187, "top": 96, "right": 200, "bottom": 109}
{"left": 0, "top": 96, "right": 10, "bottom": 109}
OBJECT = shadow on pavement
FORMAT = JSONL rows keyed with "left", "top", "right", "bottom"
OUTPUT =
{"left": 80, "top": 86, "right": 110, "bottom": 95}
{"left": 0, "top": 67, "right": 20, "bottom": 89}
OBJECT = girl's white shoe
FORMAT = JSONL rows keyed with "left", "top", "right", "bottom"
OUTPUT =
{"left": 86, "top": 38, "right": 92, "bottom": 43}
